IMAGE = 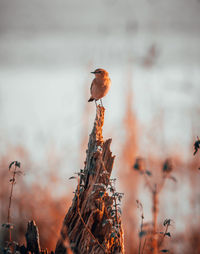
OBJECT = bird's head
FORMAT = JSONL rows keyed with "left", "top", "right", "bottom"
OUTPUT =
{"left": 91, "top": 68, "right": 109, "bottom": 78}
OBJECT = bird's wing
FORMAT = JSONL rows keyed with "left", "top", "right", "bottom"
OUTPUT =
{"left": 90, "top": 81, "right": 93, "bottom": 94}
{"left": 90, "top": 79, "right": 96, "bottom": 94}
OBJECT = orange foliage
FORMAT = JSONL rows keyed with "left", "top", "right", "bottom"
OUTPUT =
{"left": 0, "top": 146, "right": 72, "bottom": 251}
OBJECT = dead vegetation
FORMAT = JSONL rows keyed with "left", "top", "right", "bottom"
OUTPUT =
{"left": 0, "top": 104, "right": 199, "bottom": 254}
{"left": 55, "top": 106, "right": 124, "bottom": 254}
{"left": 133, "top": 157, "right": 176, "bottom": 254}
{"left": 1, "top": 105, "right": 124, "bottom": 254}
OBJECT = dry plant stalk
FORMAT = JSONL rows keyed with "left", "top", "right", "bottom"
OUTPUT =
{"left": 152, "top": 187, "right": 158, "bottom": 254}
{"left": 5, "top": 161, "right": 22, "bottom": 242}
{"left": 134, "top": 158, "right": 175, "bottom": 254}
{"left": 7, "top": 165, "right": 17, "bottom": 242}
{"left": 55, "top": 105, "right": 124, "bottom": 254}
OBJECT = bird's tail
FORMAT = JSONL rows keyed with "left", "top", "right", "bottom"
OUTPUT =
{"left": 88, "top": 97, "right": 94, "bottom": 102}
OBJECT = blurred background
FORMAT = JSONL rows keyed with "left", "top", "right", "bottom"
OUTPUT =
{"left": 0, "top": 0, "right": 200, "bottom": 253}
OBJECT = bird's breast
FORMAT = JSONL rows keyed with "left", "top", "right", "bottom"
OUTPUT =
{"left": 91, "top": 78, "right": 111, "bottom": 100}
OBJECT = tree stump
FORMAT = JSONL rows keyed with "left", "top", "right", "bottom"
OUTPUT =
{"left": 55, "top": 106, "right": 124, "bottom": 254}
{"left": 25, "top": 220, "right": 41, "bottom": 254}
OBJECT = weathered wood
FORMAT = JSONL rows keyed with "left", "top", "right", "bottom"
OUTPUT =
{"left": 25, "top": 220, "right": 41, "bottom": 254}
{"left": 55, "top": 106, "right": 124, "bottom": 254}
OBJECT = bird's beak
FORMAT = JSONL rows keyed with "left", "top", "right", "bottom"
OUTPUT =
{"left": 91, "top": 71, "right": 96, "bottom": 74}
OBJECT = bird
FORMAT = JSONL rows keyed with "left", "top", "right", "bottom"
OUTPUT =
{"left": 88, "top": 68, "right": 111, "bottom": 106}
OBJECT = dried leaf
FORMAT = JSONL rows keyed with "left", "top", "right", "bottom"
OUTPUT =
{"left": 15, "top": 161, "right": 21, "bottom": 168}
{"left": 69, "top": 176, "right": 76, "bottom": 180}
{"left": 110, "top": 210, "right": 116, "bottom": 216}
{"left": 136, "top": 200, "right": 143, "bottom": 210}
{"left": 162, "top": 159, "right": 173, "bottom": 173}
{"left": 110, "top": 178, "right": 116, "bottom": 182}
{"left": 145, "top": 170, "right": 152, "bottom": 176}
{"left": 193, "top": 136, "right": 200, "bottom": 155}
{"left": 168, "top": 175, "right": 177, "bottom": 182}
{"left": 2, "top": 223, "right": 14, "bottom": 229}
{"left": 9, "top": 161, "right": 21, "bottom": 170}
{"left": 99, "top": 191, "right": 105, "bottom": 197}
{"left": 139, "top": 231, "right": 147, "bottom": 238}
{"left": 133, "top": 157, "right": 145, "bottom": 171}
{"left": 110, "top": 232, "right": 116, "bottom": 238}
{"left": 117, "top": 207, "right": 122, "bottom": 214}
{"left": 118, "top": 194, "right": 123, "bottom": 202}
{"left": 12, "top": 241, "right": 19, "bottom": 246}
{"left": 163, "top": 219, "right": 171, "bottom": 226}
{"left": 9, "top": 161, "right": 15, "bottom": 170}
{"left": 16, "top": 170, "right": 23, "bottom": 176}
{"left": 109, "top": 186, "right": 115, "bottom": 192}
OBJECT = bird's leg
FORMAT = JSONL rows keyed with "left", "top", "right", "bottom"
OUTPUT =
{"left": 95, "top": 100, "right": 100, "bottom": 116}
{"left": 100, "top": 99, "right": 103, "bottom": 107}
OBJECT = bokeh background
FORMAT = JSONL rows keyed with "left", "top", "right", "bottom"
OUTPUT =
{"left": 0, "top": 0, "right": 200, "bottom": 253}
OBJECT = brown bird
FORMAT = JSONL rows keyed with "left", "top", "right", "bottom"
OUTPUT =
{"left": 88, "top": 68, "right": 111, "bottom": 106}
